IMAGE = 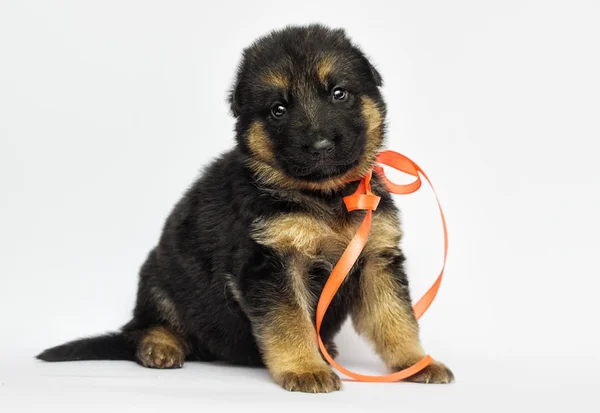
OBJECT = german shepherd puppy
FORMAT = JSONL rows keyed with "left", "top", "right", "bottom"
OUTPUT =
{"left": 37, "top": 24, "right": 454, "bottom": 392}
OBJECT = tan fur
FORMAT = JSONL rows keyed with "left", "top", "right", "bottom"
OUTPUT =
{"left": 246, "top": 120, "right": 275, "bottom": 164}
{"left": 366, "top": 210, "right": 402, "bottom": 253}
{"left": 224, "top": 273, "right": 243, "bottom": 305}
{"left": 247, "top": 95, "right": 384, "bottom": 193}
{"left": 137, "top": 326, "right": 186, "bottom": 369}
{"left": 288, "top": 256, "right": 316, "bottom": 317}
{"left": 355, "top": 95, "right": 384, "bottom": 178}
{"left": 403, "top": 360, "right": 454, "bottom": 384}
{"left": 258, "top": 303, "right": 339, "bottom": 392}
{"left": 351, "top": 257, "right": 425, "bottom": 370}
{"left": 362, "top": 95, "right": 384, "bottom": 133}
{"left": 248, "top": 159, "right": 360, "bottom": 193}
{"left": 264, "top": 71, "right": 289, "bottom": 89}
{"left": 139, "top": 326, "right": 183, "bottom": 349}
{"left": 248, "top": 241, "right": 341, "bottom": 390}
{"left": 252, "top": 209, "right": 399, "bottom": 259}
{"left": 317, "top": 56, "right": 336, "bottom": 84}
{"left": 252, "top": 213, "right": 341, "bottom": 257}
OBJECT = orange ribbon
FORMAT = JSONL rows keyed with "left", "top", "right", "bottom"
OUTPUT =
{"left": 315, "top": 150, "right": 448, "bottom": 382}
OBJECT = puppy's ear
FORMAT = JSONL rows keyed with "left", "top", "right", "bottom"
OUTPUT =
{"left": 368, "top": 61, "right": 383, "bottom": 87}
{"left": 361, "top": 54, "right": 383, "bottom": 87}
{"left": 228, "top": 81, "right": 241, "bottom": 118}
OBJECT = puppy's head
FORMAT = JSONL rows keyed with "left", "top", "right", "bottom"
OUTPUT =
{"left": 230, "top": 24, "right": 386, "bottom": 192}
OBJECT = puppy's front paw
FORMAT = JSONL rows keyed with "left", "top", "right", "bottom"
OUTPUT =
{"left": 278, "top": 368, "right": 342, "bottom": 393}
{"left": 403, "top": 360, "right": 454, "bottom": 384}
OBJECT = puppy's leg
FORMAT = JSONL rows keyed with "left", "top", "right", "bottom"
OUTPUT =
{"left": 323, "top": 340, "right": 339, "bottom": 361}
{"left": 352, "top": 252, "right": 454, "bottom": 383}
{"left": 242, "top": 263, "right": 341, "bottom": 393}
{"left": 254, "top": 303, "right": 341, "bottom": 392}
{"left": 135, "top": 326, "right": 188, "bottom": 369}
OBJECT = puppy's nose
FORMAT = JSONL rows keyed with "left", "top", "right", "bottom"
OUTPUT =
{"left": 310, "top": 139, "right": 334, "bottom": 155}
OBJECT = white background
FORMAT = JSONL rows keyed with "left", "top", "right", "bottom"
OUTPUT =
{"left": 1, "top": 1, "right": 599, "bottom": 411}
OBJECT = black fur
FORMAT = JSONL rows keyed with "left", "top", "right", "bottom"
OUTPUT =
{"left": 37, "top": 24, "right": 396, "bottom": 373}
{"left": 37, "top": 333, "right": 134, "bottom": 362}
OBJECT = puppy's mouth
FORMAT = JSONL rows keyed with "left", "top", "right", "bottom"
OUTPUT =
{"left": 286, "top": 158, "right": 360, "bottom": 182}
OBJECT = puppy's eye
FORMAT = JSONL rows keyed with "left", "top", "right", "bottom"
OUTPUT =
{"left": 271, "top": 103, "right": 287, "bottom": 118}
{"left": 332, "top": 87, "right": 348, "bottom": 101}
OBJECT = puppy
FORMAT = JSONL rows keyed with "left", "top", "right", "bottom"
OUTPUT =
{"left": 37, "top": 24, "right": 454, "bottom": 392}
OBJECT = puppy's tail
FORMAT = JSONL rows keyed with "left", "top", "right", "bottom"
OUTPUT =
{"left": 36, "top": 332, "right": 135, "bottom": 362}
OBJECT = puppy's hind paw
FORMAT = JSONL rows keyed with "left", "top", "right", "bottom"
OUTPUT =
{"left": 137, "top": 341, "right": 184, "bottom": 369}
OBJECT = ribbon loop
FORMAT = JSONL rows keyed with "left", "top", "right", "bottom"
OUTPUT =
{"left": 343, "top": 194, "right": 380, "bottom": 211}
{"left": 315, "top": 150, "right": 448, "bottom": 382}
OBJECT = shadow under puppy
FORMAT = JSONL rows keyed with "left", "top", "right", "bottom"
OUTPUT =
{"left": 37, "top": 24, "right": 454, "bottom": 392}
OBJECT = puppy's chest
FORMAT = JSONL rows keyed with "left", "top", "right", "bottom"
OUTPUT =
{"left": 251, "top": 209, "right": 401, "bottom": 261}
